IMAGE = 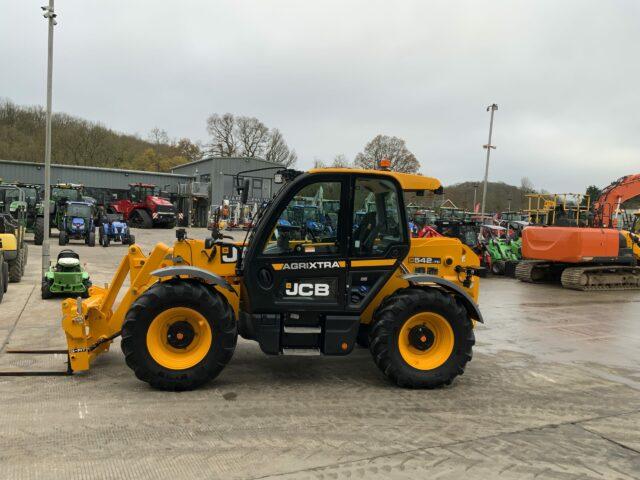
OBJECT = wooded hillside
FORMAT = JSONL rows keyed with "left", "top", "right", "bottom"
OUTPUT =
{"left": 0, "top": 99, "right": 201, "bottom": 172}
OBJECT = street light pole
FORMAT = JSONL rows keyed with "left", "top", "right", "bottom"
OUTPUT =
{"left": 41, "top": 1, "right": 57, "bottom": 276}
{"left": 473, "top": 183, "right": 479, "bottom": 212}
{"left": 480, "top": 103, "right": 498, "bottom": 221}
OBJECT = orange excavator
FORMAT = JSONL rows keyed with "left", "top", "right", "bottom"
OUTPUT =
{"left": 516, "top": 175, "right": 640, "bottom": 291}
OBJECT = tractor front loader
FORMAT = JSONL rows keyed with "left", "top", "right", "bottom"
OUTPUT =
{"left": 48, "top": 168, "right": 486, "bottom": 390}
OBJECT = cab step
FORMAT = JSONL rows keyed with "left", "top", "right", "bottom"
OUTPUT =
{"left": 283, "top": 326, "right": 322, "bottom": 334}
{"left": 282, "top": 348, "right": 321, "bottom": 356}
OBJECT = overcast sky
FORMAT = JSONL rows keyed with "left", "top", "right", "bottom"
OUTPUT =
{"left": 2, "top": 0, "right": 639, "bottom": 191}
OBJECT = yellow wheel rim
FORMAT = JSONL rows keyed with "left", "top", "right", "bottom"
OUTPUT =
{"left": 397, "top": 312, "right": 454, "bottom": 370}
{"left": 146, "top": 307, "right": 212, "bottom": 370}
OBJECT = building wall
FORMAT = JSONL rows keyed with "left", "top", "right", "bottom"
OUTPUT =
{"left": 0, "top": 159, "right": 191, "bottom": 191}
{"left": 171, "top": 157, "right": 282, "bottom": 205}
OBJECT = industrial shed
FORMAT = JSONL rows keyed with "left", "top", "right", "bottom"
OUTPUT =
{"left": 171, "top": 157, "right": 283, "bottom": 205}
{"left": 0, "top": 159, "right": 192, "bottom": 204}
{"left": 1, "top": 157, "right": 283, "bottom": 227}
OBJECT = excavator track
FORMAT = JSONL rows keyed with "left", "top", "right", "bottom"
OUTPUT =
{"left": 561, "top": 265, "right": 640, "bottom": 291}
{"left": 515, "top": 261, "right": 548, "bottom": 283}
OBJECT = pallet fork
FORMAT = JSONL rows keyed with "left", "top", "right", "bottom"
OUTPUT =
{"left": 0, "top": 297, "right": 80, "bottom": 376}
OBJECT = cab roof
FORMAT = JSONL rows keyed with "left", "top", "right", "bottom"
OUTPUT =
{"left": 307, "top": 168, "right": 442, "bottom": 192}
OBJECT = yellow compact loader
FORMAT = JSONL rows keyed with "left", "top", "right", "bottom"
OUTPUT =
{"left": 53, "top": 167, "right": 484, "bottom": 390}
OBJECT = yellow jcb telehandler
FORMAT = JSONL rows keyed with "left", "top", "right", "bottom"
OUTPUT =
{"left": 55, "top": 167, "right": 483, "bottom": 390}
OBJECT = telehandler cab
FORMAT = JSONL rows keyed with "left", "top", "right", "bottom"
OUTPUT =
{"left": 60, "top": 167, "right": 484, "bottom": 390}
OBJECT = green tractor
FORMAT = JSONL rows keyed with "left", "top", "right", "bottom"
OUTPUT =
{"left": 42, "top": 249, "right": 92, "bottom": 299}
{"left": 16, "top": 183, "right": 45, "bottom": 245}
{"left": 0, "top": 185, "right": 28, "bottom": 283}
{"left": 51, "top": 183, "right": 85, "bottom": 222}
{"left": 478, "top": 224, "right": 521, "bottom": 276}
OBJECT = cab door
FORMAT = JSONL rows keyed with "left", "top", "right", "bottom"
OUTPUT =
{"left": 241, "top": 173, "right": 349, "bottom": 314}
{"left": 345, "top": 175, "right": 410, "bottom": 312}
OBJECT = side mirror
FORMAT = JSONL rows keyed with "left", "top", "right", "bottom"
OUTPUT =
{"left": 240, "top": 178, "right": 250, "bottom": 205}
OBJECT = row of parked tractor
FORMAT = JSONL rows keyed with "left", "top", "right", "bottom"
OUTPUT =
{"left": 406, "top": 206, "right": 528, "bottom": 276}
{"left": 0, "top": 181, "right": 178, "bottom": 304}
{"left": 406, "top": 177, "right": 640, "bottom": 291}
{"left": 1, "top": 181, "right": 176, "bottom": 247}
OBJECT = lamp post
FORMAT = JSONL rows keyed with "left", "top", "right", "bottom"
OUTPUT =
{"left": 473, "top": 183, "right": 479, "bottom": 212}
{"left": 480, "top": 104, "right": 498, "bottom": 221}
{"left": 41, "top": 1, "right": 57, "bottom": 276}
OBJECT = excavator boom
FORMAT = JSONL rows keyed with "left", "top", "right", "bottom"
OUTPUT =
{"left": 593, "top": 174, "right": 640, "bottom": 228}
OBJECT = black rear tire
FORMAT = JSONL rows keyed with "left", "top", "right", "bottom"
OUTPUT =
{"left": 34, "top": 217, "right": 44, "bottom": 245}
{"left": 88, "top": 231, "right": 96, "bottom": 247}
{"left": 121, "top": 280, "right": 237, "bottom": 391}
{"left": 2, "top": 259, "right": 8, "bottom": 293}
{"left": 128, "top": 234, "right": 136, "bottom": 245}
{"left": 59, "top": 231, "right": 68, "bottom": 246}
{"left": 369, "top": 288, "right": 475, "bottom": 388}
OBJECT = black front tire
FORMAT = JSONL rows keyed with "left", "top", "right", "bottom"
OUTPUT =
{"left": 59, "top": 231, "right": 68, "bottom": 246}
{"left": 130, "top": 209, "right": 153, "bottom": 229}
{"left": 8, "top": 248, "right": 24, "bottom": 283}
{"left": 492, "top": 261, "right": 505, "bottom": 275}
{"left": 34, "top": 217, "right": 44, "bottom": 245}
{"left": 121, "top": 280, "right": 237, "bottom": 391}
{"left": 0, "top": 261, "right": 5, "bottom": 302}
{"left": 81, "top": 280, "right": 92, "bottom": 298}
{"left": 127, "top": 234, "right": 136, "bottom": 245}
{"left": 369, "top": 288, "right": 475, "bottom": 389}
{"left": 41, "top": 278, "right": 54, "bottom": 299}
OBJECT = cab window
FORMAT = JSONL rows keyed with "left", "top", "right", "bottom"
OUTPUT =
{"left": 262, "top": 181, "right": 341, "bottom": 255}
{"left": 351, "top": 178, "right": 404, "bottom": 256}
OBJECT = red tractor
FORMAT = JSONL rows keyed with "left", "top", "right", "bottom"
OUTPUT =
{"left": 109, "top": 183, "right": 176, "bottom": 229}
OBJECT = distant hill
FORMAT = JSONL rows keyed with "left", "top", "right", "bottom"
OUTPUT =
{"left": 0, "top": 99, "right": 201, "bottom": 172}
{"left": 443, "top": 180, "right": 534, "bottom": 213}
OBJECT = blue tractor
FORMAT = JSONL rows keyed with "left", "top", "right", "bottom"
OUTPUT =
{"left": 58, "top": 201, "right": 96, "bottom": 246}
{"left": 99, "top": 213, "right": 135, "bottom": 247}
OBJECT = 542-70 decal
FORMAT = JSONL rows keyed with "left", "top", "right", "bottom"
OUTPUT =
{"left": 408, "top": 257, "right": 441, "bottom": 265}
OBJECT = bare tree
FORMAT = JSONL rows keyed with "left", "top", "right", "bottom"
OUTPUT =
{"left": 520, "top": 177, "right": 535, "bottom": 193}
{"left": 285, "top": 149, "right": 298, "bottom": 168}
{"left": 313, "top": 157, "right": 326, "bottom": 168}
{"left": 354, "top": 134, "right": 420, "bottom": 173}
{"left": 206, "top": 113, "right": 238, "bottom": 156}
{"left": 264, "top": 128, "right": 297, "bottom": 167}
{"left": 147, "top": 127, "right": 170, "bottom": 171}
{"left": 332, "top": 154, "right": 350, "bottom": 168}
{"left": 236, "top": 116, "right": 269, "bottom": 157}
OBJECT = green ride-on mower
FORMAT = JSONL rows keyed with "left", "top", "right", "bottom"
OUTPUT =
{"left": 42, "top": 249, "right": 92, "bottom": 299}
{"left": 477, "top": 224, "right": 521, "bottom": 276}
